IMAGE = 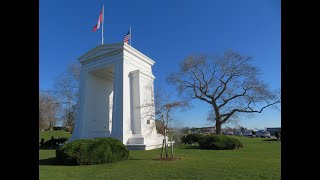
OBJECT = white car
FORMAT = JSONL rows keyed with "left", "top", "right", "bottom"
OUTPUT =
{"left": 243, "top": 131, "right": 254, "bottom": 137}
{"left": 256, "top": 131, "right": 271, "bottom": 138}
{"left": 224, "top": 132, "right": 234, "bottom": 135}
{"left": 234, "top": 132, "right": 243, "bottom": 136}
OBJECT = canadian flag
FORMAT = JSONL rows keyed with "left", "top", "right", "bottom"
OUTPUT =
{"left": 93, "top": 9, "right": 103, "bottom": 32}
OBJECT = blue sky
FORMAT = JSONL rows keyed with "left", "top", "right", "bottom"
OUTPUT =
{"left": 40, "top": 0, "right": 281, "bottom": 130}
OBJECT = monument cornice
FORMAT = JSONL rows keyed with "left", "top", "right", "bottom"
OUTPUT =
{"left": 78, "top": 43, "right": 155, "bottom": 66}
{"left": 82, "top": 51, "right": 122, "bottom": 67}
{"left": 123, "top": 43, "right": 155, "bottom": 66}
{"left": 129, "top": 69, "right": 155, "bottom": 80}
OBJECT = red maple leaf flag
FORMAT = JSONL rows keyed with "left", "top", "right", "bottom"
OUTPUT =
{"left": 93, "top": 9, "right": 103, "bottom": 32}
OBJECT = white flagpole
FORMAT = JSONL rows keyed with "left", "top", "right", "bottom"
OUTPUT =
{"left": 129, "top": 25, "right": 131, "bottom": 46}
{"left": 102, "top": 4, "right": 104, "bottom": 45}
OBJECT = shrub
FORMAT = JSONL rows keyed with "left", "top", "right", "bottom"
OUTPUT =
{"left": 40, "top": 137, "right": 69, "bottom": 149}
{"left": 181, "top": 135, "right": 187, "bottom": 143}
{"left": 190, "top": 134, "right": 204, "bottom": 142}
{"left": 65, "top": 126, "right": 72, "bottom": 132}
{"left": 198, "top": 135, "right": 243, "bottom": 150}
{"left": 53, "top": 127, "right": 65, "bottom": 131}
{"left": 56, "top": 137, "right": 68, "bottom": 144}
{"left": 56, "top": 138, "right": 129, "bottom": 165}
{"left": 181, "top": 133, "right": 204, "bottom": 143}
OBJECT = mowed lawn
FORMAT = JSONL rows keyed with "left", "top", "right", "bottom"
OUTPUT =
{"left": 39, "top": 130, "right": 72, "bottom": 141}
{"left": 39, "top": 132, "right": 280, "bottom": 180}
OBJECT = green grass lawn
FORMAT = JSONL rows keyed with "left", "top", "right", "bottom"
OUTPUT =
{"left": 39, "top": 133, "right": 280, "bottom": 180}
{"left": 39, "top": 130, "right": 71, "bottom": 141}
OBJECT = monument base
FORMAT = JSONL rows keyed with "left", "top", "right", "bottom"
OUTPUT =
{"left": 126, "top": 133, "right": 164, "bottom": 150}
{"left": 126, "top": 143, "right": 164, "bottom": 150}
{"left": 127, "top": 134, "right": 145, "bottom": 144}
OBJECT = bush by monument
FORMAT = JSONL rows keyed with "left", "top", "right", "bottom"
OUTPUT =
{"left": 56, "top": 138, "right": 130, "bottom": 165}
{"left": 39, "top": 136, "right": 68, "bottom": 149}
{"left": 198, "top": 135, "right": 243, "bottom": 150}
{"left": 181, "top": 133, "right": 204, "bottom": 144}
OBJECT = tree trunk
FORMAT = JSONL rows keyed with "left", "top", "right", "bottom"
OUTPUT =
{"left": 165, "top": 139, "right": 168, "bottom": 158}
{"left": 164, "top": 130, "right": 168, "bottom": 158}
{"left": 215, "top": 121, "right": 222, "bottom": 134}
{"left": 160, "top": 139, "right": 165, "bottom": 158}
{"left": 49, "top": 123, "right": 53, "bottom": 131}
{"left": 170, "top": 135, "right": 173, "bottom": 158}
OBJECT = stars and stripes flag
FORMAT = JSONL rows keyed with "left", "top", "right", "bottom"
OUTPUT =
{"left": 93, "top": 8, "right": 103, "bottom": 32}
{"left": 123, "top": 30, "right": 131, "bottom": 44}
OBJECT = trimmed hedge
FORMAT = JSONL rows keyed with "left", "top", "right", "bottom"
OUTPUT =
{"left": 40, "top": 137, "right": 68, "bottom": 149}
{"left": 198, "top": 135, "right": 243, "bottom": 150}
{"left": 56, "top": 138, "right": 129, "bottom": 165}
{"left": 181, "top": 133, "right": 204, "bottom": 143}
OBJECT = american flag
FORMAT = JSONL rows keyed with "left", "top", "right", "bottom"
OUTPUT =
{"left": 123, "top": 30, "right": 130, "bottom": 44}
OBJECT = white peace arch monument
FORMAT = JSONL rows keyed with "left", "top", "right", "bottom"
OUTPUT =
{"left": 69, "top": 42, "right": 164, "bottom": 150}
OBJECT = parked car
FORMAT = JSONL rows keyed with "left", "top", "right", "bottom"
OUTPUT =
{"left": 234, "top": 131, "right": 243, "bottom": 136}
{"left": 256, "top": 131, "right": 271, "bottom": 138}
{"left": 255, "top": 130, "right": 264, "bottom": 137}
{"left": 243, "top": 131, "right": 254, "bottom": 137}
{"left": 224, "top": 131, "right": 233, "bottom": 135}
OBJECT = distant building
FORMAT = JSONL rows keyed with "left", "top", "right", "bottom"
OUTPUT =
{"left": 266, "top": 127, "right": 281, "bottom": 135}
{"left": 202, "top": 126, "right": 215, "bottom": 134}
{"left": 223, "top": 126, "right": 235, "bottom": 133}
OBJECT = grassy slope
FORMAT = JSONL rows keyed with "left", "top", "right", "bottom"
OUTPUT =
{"left": 39, "top": 134, "right": 280, "bottom": 180}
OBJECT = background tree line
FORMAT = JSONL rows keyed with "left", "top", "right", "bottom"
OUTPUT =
{"left": 39, "top": 63, "right": 80, "bottom": 131}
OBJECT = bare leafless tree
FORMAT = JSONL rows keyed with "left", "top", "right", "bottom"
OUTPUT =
{"left": 39, "top": 91, "right": 61, "bottom": 130}
{"left": 206, "top": 107, "right": 240, "bottom": 128}
{"left": 160, "top": 101, "right": 186, "bottom": 158}
{"left": 155, "top": 119, "right": 165, "bottom": 136}
{"left": 167, "top": 50, "right": 281, "bottom": 134}
{"left": 141, "top": 87, "right": 187, "bottom": 159}
{"left": 53, "top": 62, "right": 80, "bottom": 129}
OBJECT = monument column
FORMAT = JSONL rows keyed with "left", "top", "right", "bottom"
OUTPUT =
{"left": 69, "top": 68, "right": 87, "bottom": 141}
{"left": 111, "top": 61, "right": 124, "bottom": 142}
{"left": 129, "top": 70, "right": 142, "bottom": 134}
{"left": 126, "top": 69, "right": 146, "bottom": 145}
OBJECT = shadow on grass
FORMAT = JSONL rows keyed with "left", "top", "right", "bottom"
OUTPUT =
{"left": 39, "top": 158, "right": 76, "bottom": 166}
{"left": 180, "top": 145, "right": 200, "bottom": 149}
{"left": 128, "top": 157, "right": 145, "bottom": 160}
{"left": 39, "top": 147, "right": 58, "bottom": 150}
{"left": 39, "top": 158, "right": 130, "bottom": 166}
{"left": 262, "top": 139, "right": 280, "bottom": 142}
{"left": 39, "top": 157, "right": 60, "bottom": 166}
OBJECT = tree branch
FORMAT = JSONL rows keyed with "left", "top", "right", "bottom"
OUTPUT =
{"left": 218, "top": 88, "right": 248, "bottom": 109}
{"left": 214, "top": 73, "right": 234, "bottom": 100}
{"left": 220, "top": 99, "right": 280, "bottom": 124}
